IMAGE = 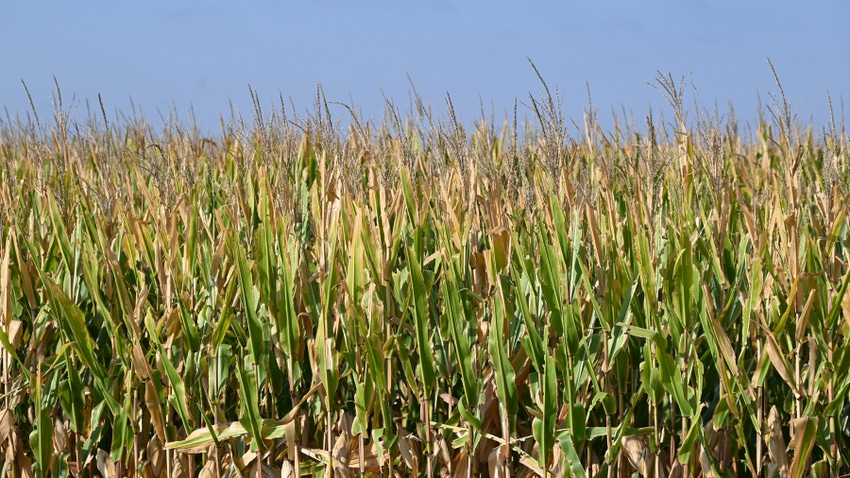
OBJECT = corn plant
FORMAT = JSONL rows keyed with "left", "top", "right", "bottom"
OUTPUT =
{"left": 0, "top": 72, "right": 848, "bottom": 478}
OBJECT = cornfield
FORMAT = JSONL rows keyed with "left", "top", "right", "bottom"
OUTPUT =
{"left": 0, "top": 68, "right": 849, "bottom": 478}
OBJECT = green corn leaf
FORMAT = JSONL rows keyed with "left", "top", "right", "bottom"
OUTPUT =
{"left": 607, "top": 280, "right": 637, "bottom": 364}
{"left": 826, "top": 268, "right": 850, "bottom": 330}
{"left": 443, "top": 254, "right": 478, "bottom": 408}
{"left": 742, "top": 257, "right": 763, "bottom": 356}
{"left": 353, "top": 378, "right": 373, "bottom": 436}
{"left": 678, "top": 411, "right": 700, "bottom": 465}
{"left": 256, "top": 186, "right": 277, "bottom": 314}
{"left": 789, "top": 417, "right": 818, "bottom": 478}
{"left": 38, "top": 278, "right": 121, "bottom": 416}
{"left": 512, "top": 266, "right": 545, "bottom": 374}
{"left": 314, "top": 312, "right": 339, "bottom": 409}
{"left": 556, "top": 431, "right": 587, "bottom": 478}
{"left": 157, "top": 347, "right": 193, "bottom": 431}
{"left": 407, "top": 240, "right": 436, "bottom": 398}
{"left": 623, "top": 323, "right": 693, "bottom": 415}
{"left": 533, "top": 350, "right": 557, "bottom": 470}
{"left": 236, "top": 362, "right": 265, "bottom": 452}
{"left": 59, "top": 356, "right": 85, "bottom": 433}
{"left": 276, "top": 236, "right": 301, "bottom": 380}
{"left": 47, "top": 193, "right": 74, "bottom": 274}
{"left": 346, "top": 208, "right": 366, "bottom": 317}
{"left": 400, "top": 169, "right": 417, "bottom": 226}
{"left": 538, "top": 241, "right": 564, "bottom": 336}
{"left": 570, "top": 403, "right": 587, "bottom": 443}
{"left": 489, "top": 291, "right": 518, "bottom": 417}
{"left": 110, "top": 409, "right": 129, "bottom": 463}
{"left": 233, "top": 238, "right": 265, "bottom": 367}
{"left": 30, "top": 369, "right": 54, "bottom": 478}
{"left": 564, "top": 303, "right": 581, "bottom": 357}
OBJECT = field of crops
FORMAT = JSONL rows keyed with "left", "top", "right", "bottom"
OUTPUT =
{"left": 0, "top": 72, "right": 848, "bottom": 478}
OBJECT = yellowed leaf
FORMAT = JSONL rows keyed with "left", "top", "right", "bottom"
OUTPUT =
{"left": 488, "top": 444, "right": 510, "bottom": 478}
{"left": 18, "top": 454, "right": 34, "bottom": 478}
{"left": 398, "top": 432, "right": 418, "bottom": 472}
{"left": 198, "top": 458, "right": 216, "bottom": 478}
{"left": 281, "top": 459, "right": 295, "bottom": 478}
{"left": 453, "top": 451, "right": 471, "bottom": 478}
{"left": 622, "top": 435, "right": 652, "bottom": 476}
{"left": 145, "top": 381, "right": 166, "bottom": 443}
{"left": 7, "top": 319, "right": 22, "bottom": 349}
{"left": 53, "top": 418, "right": 68, "bottom": 453}
{"left": 0, "top": 409, "right": 15, "bottom": 444}
{"left": 145, "top": 436, "right": 166, "bottom": 478}
{"left": 763, "top": 327, "right": 800, "bottom": 395}
{"left": 96, "top": 449, "right": 116, "bottom": 478}
{"left": 332, "top": 430, "right": 350, "bottom": 468}
{"left": 434, "top": 434, "right": 452, "bottom": 467}
{"left": 795, "top": 289, "right": 816, "bottom": 342}
{"left": 170, "top": 452, "right": 189, "bottom": 478}
{"left": 0, "top": 236, "right": 10, "bottom": 326}
{"left": 132, "top": 342, "right": 153, "bottom": 382}
{"left": 766, "top": 406, "right": 789, "bottom": 478}
{"left": 518, "top": 454, "right": 544, "bottom": 478}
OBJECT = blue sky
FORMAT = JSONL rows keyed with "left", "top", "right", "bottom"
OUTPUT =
{"left": 2, "top": 1, "right": 848, "bottom": 135}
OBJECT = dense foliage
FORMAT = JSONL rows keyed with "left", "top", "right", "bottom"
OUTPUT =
{"left": 0, "top": 74, "right": 849, "bottom": 477}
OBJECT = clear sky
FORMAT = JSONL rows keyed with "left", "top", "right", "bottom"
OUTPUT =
{"left": 2, "top": 1, "right": 848, "bottom": 136}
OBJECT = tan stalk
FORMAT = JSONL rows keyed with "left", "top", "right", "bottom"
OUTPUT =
{"left": 756, "top": 338, "right": 763, "bottom": 476}
{"left": 134, "top": 390, "right": 140, "bottom": 477}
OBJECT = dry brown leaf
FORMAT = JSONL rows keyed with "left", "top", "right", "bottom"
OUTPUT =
{"left": 489, "top": 225, "right": 512, "bottom": 271}
{"left": 453, "top": 451, "right": 470, "bottom": 478}
{"left": 144, "top": 436, "right": 166, "bottom": 478}
{"left": 549, "top": 441, "right": 563, "bottom": 477}
{"left": 336, "top": 411, "right": 354, "bottom": 436}
{"left": 0, "top": 408, "right": 15, "bottom": 444}
{"left": 18, "top": 454, "right": 34, "bottom": 478}
{"left": 766, "top": 405, "right": 789, "bottom": 478}
{"left": 5, "top": 443, "right": 15, "bottom": 471}
{"left": 281, "top": 459, "right": 295, "bottom": 478}
{"left": 7, "top": 319, "right": 23, "bottom": 349}
{"left": 439, "top": 392, "right": 459, "bottom": 408}
{"left": 518, "top": 454, "right": 544, "bottom": 478}
{"left": 170, "top": 452, "right": 189, "bottom": 478}
{"left": 347, "top": 436, "right": 383, "bottom": 473}
{"left": 96, "top": 449, "right": 116, "bottom": 478}
{"left": 132, "top": 342, "right": 153, "bottom": 382}
{"left": 488, "top": 445, "right": 502, "bottom": 478}
{"left": 668, "top": 460, "right": 683, "bottom": 478}
{"left": 488, "top": 444, "right": 510, "bottom": 478}
{"left": 698, "top": 448, "right": 714, "bottom": 478}
{"left": 397, "top": 431, "right": 419, "bottom": 473}
{"left": 131, "top": 285, "right": 148, "bottom": 338}
{"left": 584, "top": 450, "right": 603, "bottom": 478}
{"left": 622, "top": 435, "right": 652, "bottom": 476}
{"left": 53, "top": 418, "right": 68, "bottom": 453}
{"left": 164, "top": 307, "right": 182, "bottom": 350}
{"left": 763, "top": 328, "right": 800, "bottom": 395}
{"left": 0, "top": 237, "right": 10, "bottom": 326}
{"left": 434, "top": 434, "right": 452, "bottom": 467}
{"left": 198, "top": 457, "right": 217, "bottom": 478}
{"left": 332, "top": 430, "right": 350, "bottom": 468}
{"left": 145, "top": 381, "right": 166, "bottom": 443}
{"left": 284, "top": 419, "right": 297, "bottom": 461}
{"left": 245, "top": 463, "right": 281, "bottom": 478}
{"left": 795, "top": 289, "right": 817, "bottom": 343}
